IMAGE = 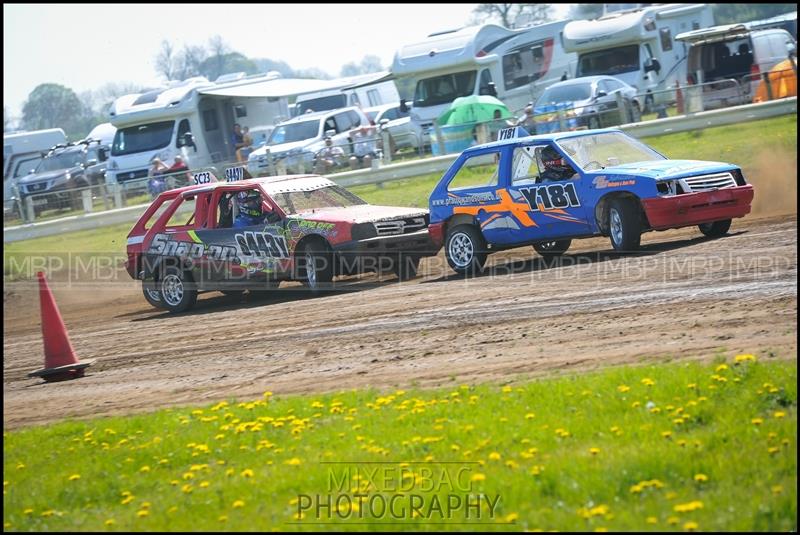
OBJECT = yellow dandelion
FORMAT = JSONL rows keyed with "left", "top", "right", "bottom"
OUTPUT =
{"left": 104, "top": 519, "right": 115, "bottom": 526}
{"left": 668, "top": 516, "right": 680, "bottom": 525}
{"left": 68, "top": 474, "right": 81, "bottom": 481}
{"left": 40, "top": 510, "right": 55, "bottom": 517}
{"left": 23, "top": 508, "right": 34, "bottom": 515}
{"left": 768, "top": 447, "right": 780, "bottom": 455}
{"left": 121, "top": 496, "right": 135, "bottom": 505}
{"left": 181, "top": 484, "right": 193, "bottom": 494}
{"left": 505, "top": 512, "right": 519, "bottom": 522}
{"left": 263, "top": 391, "right": 273, "bottom": 398}
{"left": 232, "top": 500, "right": 245, "bottom": 509}
{"left": 471, "top": 473, "right": 486, "bottom": 482}
{"left": 488, "top": 452, "right": 501, "bottom": 461}
{"left": 525, "top": 413, "right": 535, "bottom": 419}
{"left": 641, "top": 378, "right": 655, "bottom": 386}
{"left": 752, "top": 418, "right": 764, "bottom": 425}
{"left": 285, "top": 458, "right": 302, "bottom": 466}
{"left": 773, "top": 411, "right": 786, "bottom": 419}
{"left": 595, "top": 528, "right": 608, "bottom": 533}
{"left": 502, "top": 385, "right": 512, "bottom": 393}
{"left": 674, "top": 500, "right": 703, "bottom": 513}
{"left": 218, "top": 515, "right": 228, "bottom": 522}
{"left": 646, "top": 516, "right": 658, "bottom": 524}
{"left": 662, "top": 431, "right": 672, "bottom": 439}
{"left": 734, "top": 354, "right": 756, "bottom": 363}
{"left": 200, "top": 481, "right": 210, "bottom": 488}
{"left": 694, "top": 473, "right": 708, "bottom": 482}
{"left": 715, "top": 364, "right": 729, "bottom": 372}
{"left": 241, "top": 468, "right": 254, "bottom": 478}
{"left": 771, "top": 485, "right": 783, "bottom": 494}
{"left": 589, "top": 447, "right": 600, "bottom": 455}
{"left": 137, "top": 510, "right": 149, "bottom": 518}
{"left": 139, "top": 465, "right": 150, "bottom": 473}
{"left": 617, "top": 384, "right": 630, "bottom": 393}
{"left": 684, "top": 521, "right": 699, "bottom": 531}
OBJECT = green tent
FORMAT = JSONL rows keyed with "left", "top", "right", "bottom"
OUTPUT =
{"left": 436, "top": 95, "right": 513, "bottom": 126}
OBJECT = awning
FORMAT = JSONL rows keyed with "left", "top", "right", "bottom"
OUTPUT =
{"left": 340, "top": 71, "right": 395, "bottom": 89}
{"left": 198, "top": 78, "right": 344, "bottom": 98}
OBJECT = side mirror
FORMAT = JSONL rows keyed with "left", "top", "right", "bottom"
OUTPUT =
{"left": 487, "top": 82, "right": 498, "bottom": 97}
{"left": 183, "top": 133, "right": 197, "bottom": 152}
{"left": 399, "top": 99, "right": 409, "bottom": 113}
{"left": 379, "top": 118, "right": 390, "bottom": 128}
{"left": 98, "top": 147, "right": 109, "bottom": 161}
{"left": 595, "top": 90, "right": 608, "bottom": 99}
{"left": 29, "top": 169, "right": 35, "bottom": 174}
{"left": 86, "top": 159, "right": 98, "bottom": 167}
{"left": 644, "top": 58, "right": 661, "bottom": 73}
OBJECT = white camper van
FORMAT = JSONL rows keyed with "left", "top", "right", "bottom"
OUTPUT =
{"left": 390, "top": 21, "right": 576, "bottom": 141}
{"left": 3, "top": 128, "right": 67, "bottom": 214}
{"left": 563, "top": 4, "right": 715, "bottom": 110}
{"left": 290, "top": 72, "right": 400, "bottom": 117}
{"left": 106, "top": 73, "right": 347, "bottom": 185}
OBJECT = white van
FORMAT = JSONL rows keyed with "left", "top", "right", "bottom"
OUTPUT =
{"left": 563, "top": 4, "right": 715, "bottom": 110}
{"left": 390, "top": 20, "right": 576, "bottom": 142}
{"left": 676, "top": 25, "right": 796, "bottom": 108}
{"left": 3, "top": 128, "right": 67, "bottom": 214}
{"left": 291, "top": 73, "right": 400, "bottom": 117}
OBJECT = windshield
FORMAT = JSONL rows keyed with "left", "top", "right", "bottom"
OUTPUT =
{"left": 577, "top": 45, "right": 640, "bottom": 76}
{"left": 537, "top": 83, "right": 593, "bottom": 105}
{"left": 34, "top": 151, "right": 84, "bottom": 173}
{"left": 268, "top": 120, "right": 320, "bottom": 145}
{"left": 556, "top": 131, "right": 665, "bottom": 171}
{"left": 271, "top": 185, "right": 367, "bottom": 215}
{"left": 413, "top": 71, "right": 477, "bottom": 107}
{"left": 294, "top": 95, "right": 347, "bottom": 116}
{"left": 112, "top": 121, "right": 174, "bottom": 156}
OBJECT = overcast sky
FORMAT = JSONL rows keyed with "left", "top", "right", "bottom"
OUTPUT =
{"left": 4, "top": 4, "right": 486, "bottom": 118}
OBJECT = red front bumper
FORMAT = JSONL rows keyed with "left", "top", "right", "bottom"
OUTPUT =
{"left": 641, "top": 185, "right": 754, "bottom": 230}
{"left": 428, "top": 221, "right": 445, "bottom": 248}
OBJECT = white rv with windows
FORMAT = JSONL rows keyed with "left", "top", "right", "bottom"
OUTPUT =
{"left": 390, "top": 21, "right": 576, "bottom": 139}
{"left": 290, "top": 72, "right": 400, "bottom": 117}
{"left": 106, "top": 73, "right": 345, "bottom": 184}
{"left": 562, "top": 4, "right": 714, "bottom": 110}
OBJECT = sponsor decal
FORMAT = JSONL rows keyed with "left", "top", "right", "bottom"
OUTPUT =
{"left": 235, "top": 231, "right": 290, "bottom": 260}
{"left": 432, "top": 192, "right": 498, "bottom": 207}
{"left": 593, "top": 176, "right": 636, "bottom": 189}
{"left": 147, "top": 234, "right": 239, "bottom": 261}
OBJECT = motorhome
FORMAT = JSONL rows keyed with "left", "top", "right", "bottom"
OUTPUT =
{"left": 289, "top": 72, "right": 400, "bottom": 117}
{"left": 390, "top": 20, "right": 576, "bottom": 141}
{"left": 3, "top": 128, "right": 67, "bottom": 214}
{"left": 562, "top": 4, "right": 715, "bottom": 110}
{"left": 106, "top": 73, "right": 341, "bottom": 185}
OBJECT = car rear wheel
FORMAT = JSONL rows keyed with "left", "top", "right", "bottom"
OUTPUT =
{"left": 533, "top": 239, "right": 572, "bottom": 258}
{"left": 608, "top": 198, "right": 641, "bottom": 252}
{"left": 142, "top": 280, "right": 163, "bottom": 309}
{"left": 698, "top": 219, "right": 732, "bottom": 237}
{"left": 159, "top": 266, "right": 197, "bottom": 313}
{"left": 299, "top": 241, "right": 334, "bottom": 293}
{"left": 445, "top": 225, "right": 487, "bottom": 277}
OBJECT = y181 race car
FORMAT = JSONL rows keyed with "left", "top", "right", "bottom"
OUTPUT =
{"left": 428, "top": 127, "right": 754, "bottom": 275}
{"left": 126, "top": 172, "right": 437, "bottom": 312}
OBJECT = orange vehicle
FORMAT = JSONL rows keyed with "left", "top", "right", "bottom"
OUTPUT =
{"left": 753, "top": 57, "right": 798, "bottom": 102}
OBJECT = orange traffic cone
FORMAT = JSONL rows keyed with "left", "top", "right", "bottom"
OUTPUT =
{"left": 28, "top": 272, "right": 93, "bottom": 382}
{"left": 676, "top": 81, "right": 684, "bottom": 115}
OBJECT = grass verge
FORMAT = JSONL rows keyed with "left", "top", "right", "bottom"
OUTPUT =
{"left": 3, "top": 357, "right": 796, "bottom": 531}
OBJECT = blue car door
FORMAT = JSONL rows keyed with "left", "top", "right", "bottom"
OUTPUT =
{"left": 497, "top": 143, "right": 593, "bottom": 245}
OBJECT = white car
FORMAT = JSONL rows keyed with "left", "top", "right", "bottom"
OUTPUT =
{"left": 364, "top": 103, "right": 423, "bottom": 153}
{"left": 248, "top": 107, "right": 370, "bottom": 175}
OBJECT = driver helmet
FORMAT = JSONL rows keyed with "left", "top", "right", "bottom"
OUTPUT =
{"left": 237, "top": 190, "right": 263, "bottom": 218}
{"left": 541, "top": 146, "right": 572, "bottom": 174}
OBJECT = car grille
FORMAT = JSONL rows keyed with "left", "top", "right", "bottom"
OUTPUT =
{"left": 24, "top": 182, "right": 49, "bottom": 194}
{"left": 116, "top": 169, "right": 148, "bottom": 182}
{"left": 681, "top": 172, "right": 737, "bottom": 192}
{"left": 373, "top": 216, "right": 427, "bottom": 236}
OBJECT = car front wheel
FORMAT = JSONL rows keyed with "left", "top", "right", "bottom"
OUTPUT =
{"left": 299, "top": 241, "right": 334, "bottom": 293}
{"left": 159, "top": 266, "right": 197, "bottom": 313}
{"left": 445, "top": 225, "right": 487, "bottom": 276}
{"left": 698, "top": 219, "right": 732, "bottom": 237}
{"left": 608, "top": 198, "right": 641, "bottom": 252}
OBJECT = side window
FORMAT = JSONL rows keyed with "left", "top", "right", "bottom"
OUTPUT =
{"left": 478, "top": 69, "right": 494, "bottom": 95}
{"left": 349, "top": 93, "right": 361, "bottom": 107}
{"left": 334, "top": 113, "right": 352, "bottom": 133}
{"left": 384, "top": 108, "right": 398, "bottom": 121}
{"left": 503, "top": 51, "right": 526, "bottom": 90}
{"left": 660, "top": 28, "right": 673, "bottom": 52}
{"left": 367, "top": 89, "right": 380, "bottom": 107}
{"left": 202, "top": 109, "right": 219, "bottom": 132}
{"left": 643, "top": 43, "right": 655, "bottom": 66}
{"left": 85, "top": 148, "right": 98, "bottom": 163}
{"left": 176, "top": 119, "right": 191, "bottom": 148}
{"left": 216, "top": 191, "right": 236, "bottom": 229}
{"left": 348, "top": 110, "right": 363, "bottom": 127}
{"left": 511, "top": 146, "right": 544, "bottom": 185}
{"left": 598, "top": 80, "right": 612, "bottom": 94}
{"left": 447, "top": 152, "right": 500, "bottom": 191}
{"left": 324, "top": 117, "right": 337, "bottom": 135}
{"left": 165, "top": 195, "right": 197, "bottom": 228}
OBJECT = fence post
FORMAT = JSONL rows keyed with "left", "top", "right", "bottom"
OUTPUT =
{"left": 762, "top": 72, "right": 774, "bottom": 101}
{"left": 616, "top": 92, "right": 628, "bottom": 124}
{"left": 381, "top": 129, "right": 392, "bottom": 164}
{"left": 81, "top": 189, "right": 93, "bottom": 213}
{"left": 25, "top": 196, "right": 35, "bottom": 223}
{"left": 113, "top": 182, "right": 124, "bottom": 208}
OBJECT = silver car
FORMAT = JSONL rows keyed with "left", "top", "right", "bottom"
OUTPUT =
{"left": 364, "top": 103, "right": 424, "bottom": 153}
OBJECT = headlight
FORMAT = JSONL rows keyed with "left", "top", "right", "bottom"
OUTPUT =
{"left": 656, "top": 180, "right": 676, "bottom": 196}
{"left": 351, "top": 223, "right": 377, "bottom": 240}
{"left": 64, "top": 172, "right": 72, "bottom": 182}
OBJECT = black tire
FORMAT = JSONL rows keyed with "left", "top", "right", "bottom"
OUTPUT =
{"left": 299, "top": 241, "right": 334, "bottom": 292}
{"left": 445, "top": 224, "right": 487, "bottom": 276}
{"left": 159, "top": 265, "right": 197, "bottom": 313}
{"left": 698, "top": 219, "right": 732, "bottom": 237}
{"left": 392, "top": 255, "right": 420, "bottom": 281}
{"left": 533, "top": 239, "right": 572, "bottom": 258}
{"left": 608, "top": 198, "right": 642, "bottom": 252}
{"left": 142, "top": 280, "right": 163, "bottom": 309}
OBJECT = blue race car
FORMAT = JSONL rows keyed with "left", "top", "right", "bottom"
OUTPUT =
{"left": 428, "top": 128, "right": 754, "bottom": 275}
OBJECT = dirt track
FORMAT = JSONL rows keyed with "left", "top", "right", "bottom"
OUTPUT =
{"left": 3, "top": 214, "right": 797, "bottom": 429}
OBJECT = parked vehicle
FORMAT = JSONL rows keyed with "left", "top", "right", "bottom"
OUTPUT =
{"left": 16, "top": 139, "right": 109, "bottom": 214}
{"left": 364, "top": 103, "right": 423, "bottom": 152}
{"left": 3, "top": 128, "right": 67, "bottom": 216}
{"left": 247, "top": 107, "right": 371, "bottom": 175}
{"left": 533, "top": 75, "right": 642, "bottom": 133}
{"left": 391, "top": 20, "right": 576, "bottom": 144}
{"left": 676, "top": 25, "right": 796, "bottom": 109}
{"left": 126, "top": 174, "right": 439, "bottom": 312}
{"left": 290, "top": 72, "right": 400, "bottom": 117}
{"left": 563, "top": 4, "right": 714, "bottom": 111}
{"left": 428, "top": 127, "right": 754, "bottom": 276}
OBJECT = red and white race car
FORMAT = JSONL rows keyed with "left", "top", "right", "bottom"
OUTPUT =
{"left": 125, "top": 173, "right": 438, "bottom": 312}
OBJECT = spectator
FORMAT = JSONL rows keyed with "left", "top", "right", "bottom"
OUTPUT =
{"left": 166, "top": 155, "right": 191, "bottom": 185}
{"left": 517, "top": 104, "right": 537, "bottom": 132}
{"left": 231, "top": 123, "right": 246, "bottom": 159}
{"left": 147, "top": 157, "right": 169, "bottom": 198}
{"left": 349, "top": 125, "right": 378, "bottom": 170}
{"left": 236, "top": 126, "right": 254, "bottom": 162}
{"left": 314, "top": 136, "right": 344, "bottom": 175}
